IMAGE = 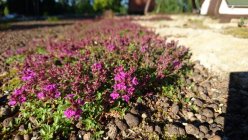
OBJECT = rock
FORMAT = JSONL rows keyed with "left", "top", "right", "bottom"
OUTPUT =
{"left": 199, "top": 92, "right": 210, "bottom": 100}
{"left": 207, "top": 118, "right": 214, "bottom": 124}
{"left": 215, "top": 116, "right": 224, "bottom": 125}
{"left": 199, "top": 125, "right": 209, "bottom": 134}
{"left": 141, "top": 113, "right": 147, "bottom": 119}
{"left": 202, "top": 108, "right": 214, "bottom": 118}
{"left": 155, "top": 125, "right": 162, "bottom": 134}
{"left": 146, "top": 125, "right": 154, "bottom": 132}
{"left": 124, "top": 113, "right": 140, "bottom": 127}
{"left": 107, "top": 123, "right": 117, "bottom": 140}
{"left": 19, "top": 125, "right": 25, "bottom": 132}
{"left": 210, "top": 135, "right": 222, "bottom": 140}
{"left": 130, "top": 107, "right": 139, "bottom": 115}
{"left": 24, "top": 134, "right": 31, "bottom": 140}
{"left": 32, "top": 131, "right": 39, "bottom": 138}
{"left": 171, "top": 104, "right": 179, "bottom": 115}
{"left": 198, "top": 132, "right": 205, "bottom": 139}
{"left": 2, "top": 117, "right": 13, "bottom": 128}
{"left": 83, "top": 133, "right": 91, "bottom": 140}
{"left": 114, "top": 119, "right": 127, "bottom": 131}
{"left": 76, "top": 122, "right": 83, "bottom": 129}
{"left": 185, "top": 124, "right": 199, "bottom": 135}
{"left": 0, "top": 106, "right": 11, "bottom": 117}
{"left": 194, "top": 99, "right": 203, "bottom": 107}
{"left": 166, "top": 124, "right": 185, "bottom": 136}
{"left": 14, "top": 134, "right": 23, "bottom": 140}
{"left": 186, "top": 112, "right": 194, "bottom": 119}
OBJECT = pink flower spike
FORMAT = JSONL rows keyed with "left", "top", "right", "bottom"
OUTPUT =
{"left": 110, "top": 92, "right": 120, "bottom": 100}
{"left": 64, "top": 108, "right": 76, "bottom": 119}
{"left": 122, "top": 95, "right": 130, "bottom": 102}
{"left": 37, "top": 92, "right": 45, "bottom": 100}
{"left": 8, "top": 100, "right": 17, "bottom": 106}
{"left": 54, "top": 91, "right": 61, "bottom": 98}
{"left": 132, "top": 77, "right": 139, "bottom": 85}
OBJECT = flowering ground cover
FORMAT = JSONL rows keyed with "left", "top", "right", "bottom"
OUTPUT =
{"left": 0, "top": 19, "right": 192, "bottom": 139}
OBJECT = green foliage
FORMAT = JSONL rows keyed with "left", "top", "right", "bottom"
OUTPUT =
{"left": 3, "top": 6, "right": 9, "bottom": 16}
{"left": 0, "top": 68, "right": 21, "bottom": 92}
{"left": 46, "top": 16, "right": 60, "bottom": 22}
{"left": 93, "top": 0, "right": 121, "bottom": 13}
{"left": 20, "top": 99, "right": 72, "bottom": 140}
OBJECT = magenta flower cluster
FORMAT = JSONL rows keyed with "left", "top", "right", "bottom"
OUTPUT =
{"left": 37, "top": 84, "right": 61, "bottom": 100}
{"left": 64, "top": 94, "right": 84, "bottom": 119}
{"left": 7, "top": 19, "right": 190, "bottom": 124}
{"left": 9, "top": 86, "right": 27, "bottom": 106}
{"left": 110, "top": 66, "right": 139, "bottom": 102}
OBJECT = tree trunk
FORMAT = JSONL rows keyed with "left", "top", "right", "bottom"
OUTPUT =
{"left": 144, "top": 0, "right": 151, "bottom": 15}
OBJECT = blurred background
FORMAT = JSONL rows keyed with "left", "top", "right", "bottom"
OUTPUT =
{"left": 0, "top": 0, "right": 202, "bottom": 20}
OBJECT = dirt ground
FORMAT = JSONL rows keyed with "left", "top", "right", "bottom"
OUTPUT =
{"left": 135, "top": 15, "right": 248, "bottom": 77}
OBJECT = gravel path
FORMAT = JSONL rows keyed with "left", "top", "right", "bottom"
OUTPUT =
{"left": 135, "top": 15, "right": 248, "bottom": 76}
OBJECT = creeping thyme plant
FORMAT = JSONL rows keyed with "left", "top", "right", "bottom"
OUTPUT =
{"left": 4, "top": 19, "right": 191, "bottom": 139}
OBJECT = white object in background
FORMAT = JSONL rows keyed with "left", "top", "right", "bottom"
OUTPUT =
{"left": 200, "top": 0, "right": 211, "bottom": 15}
{"left": 219, "top": 0, "right": 248, "bottom": 15}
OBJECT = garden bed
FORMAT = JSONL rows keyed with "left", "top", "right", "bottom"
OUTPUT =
{"left": 0, "top": 19, "right": 228, "bottom": 140}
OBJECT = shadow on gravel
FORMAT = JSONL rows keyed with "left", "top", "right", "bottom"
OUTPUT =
{"left": 225, "top": 72, "right": 248, "bottom": 139}
{"left": 0, "top": 23, "right": 73, "bottom": 31}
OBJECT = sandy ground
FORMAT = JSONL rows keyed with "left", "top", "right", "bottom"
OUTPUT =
{"left": 135, "top": 15, "right": 248, "bottom": 76}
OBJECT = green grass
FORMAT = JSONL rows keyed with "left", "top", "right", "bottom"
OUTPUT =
{"left": 46, "top": 16, "right": 60, "bottom": 22}
{"left": 224, "top": 27, "right": 248, "bottom": 38}
{"left": 227, "top": 0, "right": 248, "bottom": 5}
{"left": 183, "top": 19, "right": 209, "bottom": 29}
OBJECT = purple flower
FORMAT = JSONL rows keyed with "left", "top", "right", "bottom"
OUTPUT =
{"left": 19, "top": 96, "right": 26, "bottom": 103}
{"left": 66, "top": 94, "right": 75, "bottom": 99}
{"left": 22, "top": 69, "right": 36, "bottom": 82}
{"left": 44, "top": 84, "right": 56, "bottom": 91}
{"left": 13, "top": 88, "right": 24, "bottom": 96}
{"left": 54, "top": 91, "right": 61, "bottom": 98}
{"left": 127, "top": 87, "right": 135, "bottom": 95}
{"left": 37, "top": 92, "right": 45, "bottom": 99}
{"left": 107, "top": 44, "right": 116, "bottom": 52}
{"left": 64, "top": 108, "right": 82, "bottom": 120}
{"left": 140, "top": 45, "right": 148, "bottom": 52}
{"left": 122, "top": 95, "right": 130, "bottom": 102}
{"left": 8, "top": 100, "right": 17, "bottom": 106}
{"left": 114, "top": 83, "right": 127, "bottom": 91}
{"left": 74, "top": 109, "right": 82, "bottom": 120}
{"left": 110, "top": 91, "right": 120, "bottom": 100}
{"left": 64, "top": 108, "right": 76, "bottom": 119}
{"left": 114, "top": 72, "right": 127, "bottom": 82}
{"left": 132, "top": 77, "right": 138, "bottom": 85}
{"left": 91, "top": 62, "right": 102, "bottom": 72}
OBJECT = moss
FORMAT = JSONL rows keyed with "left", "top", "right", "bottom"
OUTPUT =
{"left": 223, "top": 27, "right": 248, "bottom": 39}
{"left": 183, "top": 19, "right": 209, "bottom": 29}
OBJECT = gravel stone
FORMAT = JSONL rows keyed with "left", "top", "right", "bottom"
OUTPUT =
{"left": 185, "top": 124, "right": 199, "bottom": 135}
{"left": 198, "top": 132, "right": 205, "bottom": 138}
{"left": 210, "top": 135, "right": 222, "bottom": 140}
{"left": 107, "top": 123, "right": 117, "bottom": 140}
{"left": 167, "top": 124, "right": 185, "bottom": 136}
{"left": 194, "top": 99, "right": 203, "bottom": 107}
{"left": 124, "top": 113, "right": 140, "bottom": 127}
{"left": 171, "top": 104, "right": 179, "bottom": 114}
{"left": 2, "top": 117, "right": 13, "bottom": 128}
{"left": 155, "top": 125, "right": 162, "bottom": 134}
{"left": 215, "top": 116, "right": 224, "bottom": 125}
{"left": 83, "top": 133, "right": 91, "bottom": 140}
{"left": 114, "top": 119, "right": 128, "bottom": 131}
{"left": 14, "top": 134, "right": 23, "bottom": 140}
{"left": 202, "top": 108, "right": 214, "bottom": 118}
{"left": 130, "top": 107, "right": 139, "bottom": 115}
{"left": 199, "top": 125, "right": 209, "bottom": 134}
{"left": 24, "top": 134, "right": 31, "bottom": 140}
